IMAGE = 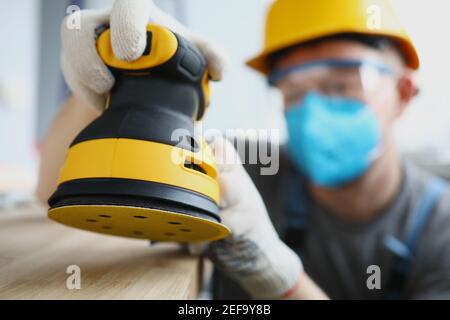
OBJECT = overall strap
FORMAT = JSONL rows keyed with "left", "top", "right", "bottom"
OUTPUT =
{"left": 384, "top": 176, "right": 448, "bottom": 299}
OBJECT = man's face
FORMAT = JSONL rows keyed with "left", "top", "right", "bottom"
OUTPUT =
{"left": 272, "top": 40, "right": 415, "bottom": 139}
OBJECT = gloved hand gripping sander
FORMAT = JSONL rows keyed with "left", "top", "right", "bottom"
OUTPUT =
{"left": 48, "top": 24, "right": 230, "bottom": 242}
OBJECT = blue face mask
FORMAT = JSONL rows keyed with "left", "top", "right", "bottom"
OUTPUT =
{"left": 285, "top": 92, "right": 382, "bottom": 188}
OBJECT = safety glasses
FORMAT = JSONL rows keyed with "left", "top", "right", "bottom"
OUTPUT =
{"left": 268, "top": 59, "right": 395, "bottom": 106}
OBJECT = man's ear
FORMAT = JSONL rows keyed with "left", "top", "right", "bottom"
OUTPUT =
{"left": 395, "top": 69, "right": 419, "bottom": 117}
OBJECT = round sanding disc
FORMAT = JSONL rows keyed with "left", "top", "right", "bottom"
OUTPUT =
{"left": 48, "top": 205, "right": 230, "bottom": 242}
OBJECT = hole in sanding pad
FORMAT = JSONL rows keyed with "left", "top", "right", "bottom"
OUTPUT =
{"left": 99, "top": 214, "right": 112, "bottom": 218}
{"left": 180, "top": 229, "right": 192, "bottom": 232}
{"left": 102, "top": 226, "right": 112, "bottom": 230}
{"left": 133, "top": 231, "right": 144, "bottom": 236}
{"left": 133, "top": 215, "right": 148, "bottom": 219}
{"left": 86, "top": 219, "right": 98, "bottom": 223}
{"left": 168, "top": 221, "right": 182, "bottom": 225}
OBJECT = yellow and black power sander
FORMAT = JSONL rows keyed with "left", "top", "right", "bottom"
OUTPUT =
{"left": 48, "top": 24, "right": 230, "bottom": 243}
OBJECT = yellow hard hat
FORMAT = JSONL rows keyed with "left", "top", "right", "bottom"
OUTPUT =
{"left": 246, "top": 0, "right": 420, "bottom": 74}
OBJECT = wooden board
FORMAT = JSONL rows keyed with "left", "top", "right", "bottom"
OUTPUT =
{"left": 0, "top": 204, "right": 202, "bottom": 299}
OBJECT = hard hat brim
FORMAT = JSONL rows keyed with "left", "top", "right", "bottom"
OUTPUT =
{"left": 246, "top": 30, "right": 420, "bottom": 75}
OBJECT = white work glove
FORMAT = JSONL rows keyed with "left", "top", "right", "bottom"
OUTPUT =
{"left": 200, "top": 136, "right": 303, "bottom": 300}
{"left": 61, "top": 0, "right": 228, "bottom": 111}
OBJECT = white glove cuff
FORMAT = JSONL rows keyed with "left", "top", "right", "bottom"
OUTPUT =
{"left": 209, "top": 236, "right": 303, "bottom": 300}
{"left": 242, "top": 240, "right": 303, "bottom": 299}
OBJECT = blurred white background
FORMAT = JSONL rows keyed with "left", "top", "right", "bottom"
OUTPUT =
{"left": 0, "top": 1, "right": 39, "bottom": 203}
{"left": 1, "top": 0, "right": 449, "bottom": 205}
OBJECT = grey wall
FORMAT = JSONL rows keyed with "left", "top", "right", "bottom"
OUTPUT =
{"left": 36, "top": 0, "right": 69, "bottom": 141}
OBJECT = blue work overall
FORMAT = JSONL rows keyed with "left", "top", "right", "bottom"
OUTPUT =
{"left": 284, "top": 171, "right": 448, "bottom": 299}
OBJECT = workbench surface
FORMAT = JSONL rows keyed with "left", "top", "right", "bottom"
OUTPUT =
{"left": 0, "top": 204, "right": 202, "bottom": 299}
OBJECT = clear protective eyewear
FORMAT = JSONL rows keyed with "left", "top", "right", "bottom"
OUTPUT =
{"left": 268, "top": 59, "right": 395, "bottom": 107}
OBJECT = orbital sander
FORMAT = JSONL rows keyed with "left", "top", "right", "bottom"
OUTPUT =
{"left": 48, "top": 24, "right": 230, "bottom": 243}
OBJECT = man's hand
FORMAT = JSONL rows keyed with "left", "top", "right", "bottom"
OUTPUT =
{"left": 201, "top": 136, "right": 304, "bottom": 299}
{"left": 61, "top": 0, "right": 227, "bottom": 111}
